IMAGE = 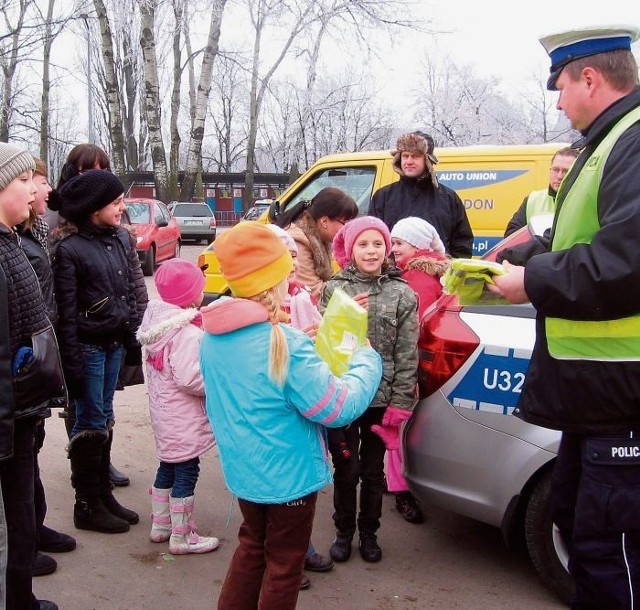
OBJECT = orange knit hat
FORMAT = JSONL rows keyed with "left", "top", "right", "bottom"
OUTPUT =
{"left": 215, "top": 222, "right": 293, "bottom": 297}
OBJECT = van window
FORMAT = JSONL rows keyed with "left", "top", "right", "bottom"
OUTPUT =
{"left": 286, "top": 166, "right": 376, "bottom": 214}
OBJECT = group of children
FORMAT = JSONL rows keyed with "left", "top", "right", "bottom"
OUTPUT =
{"left": 1, "top": 136, "right": 452, "bottom": 609}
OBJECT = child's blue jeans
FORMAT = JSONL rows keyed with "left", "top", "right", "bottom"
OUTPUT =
{"left": 154, "top": 457, "right": 200, "bottom": 498}
{"left": 72, "top": 343, "right": 123, "bottom": 435}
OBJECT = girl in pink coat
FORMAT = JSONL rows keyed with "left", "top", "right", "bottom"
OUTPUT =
{"left": 136, "top": 259, "right": 218, "bottom": 555}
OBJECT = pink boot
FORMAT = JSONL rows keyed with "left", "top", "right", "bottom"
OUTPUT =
{"left": 149, "top": 487, "right": 172, "bottom": 543}
{"left": 168, "top": 495, "right": 219, "bottom": 555}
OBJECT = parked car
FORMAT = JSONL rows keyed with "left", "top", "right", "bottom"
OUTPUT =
{"left": 242, "top": 199, "right": 272, "bottom": 221}
{"left": 403, "top": 221, "right": 573, "bottom": 605}
{"left": 169, "top": 202, "right": 216, "bottom": 244}
{"left": 125, "top": 198, "right": 181, "bottom": 276}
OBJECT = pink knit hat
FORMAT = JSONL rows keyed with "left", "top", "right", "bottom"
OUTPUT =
{"left": 155, "top": 259, "right": 206, "bottom": 307}
{"left": 333, "top": 216, "right": 391, "bottom": 269}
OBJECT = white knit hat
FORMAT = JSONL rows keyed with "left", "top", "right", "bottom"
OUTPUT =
{"left": 266, "top": 223, "right": 298, "bottom": 254}
{"left": 391, "top": 217, "right": 445, "bottom": 255}
{"left": 0, "top": 142, "right": 36, "bottom": 190}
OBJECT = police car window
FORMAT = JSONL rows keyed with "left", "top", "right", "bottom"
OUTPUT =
{"left": 286, "top": 167, "right": 376, "bottom": 214}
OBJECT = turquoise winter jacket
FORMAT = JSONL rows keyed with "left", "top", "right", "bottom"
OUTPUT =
{"left": 199, "top": 298, "right": 382, "bottom": 504}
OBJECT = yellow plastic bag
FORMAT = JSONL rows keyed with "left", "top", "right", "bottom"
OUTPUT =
{"left": 442, "top": 258, "right": 510, "bottom": 305}
{"left": 316, "top": 289, "right": 368, "bottom": 376}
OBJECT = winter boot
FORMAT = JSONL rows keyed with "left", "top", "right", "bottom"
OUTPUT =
{"left": 169, "top": 495, "right": 219, "bottom": 555}
{"left": 149, "top": 487, "right": 172, "bottom": 543}
{"left": 69, "top": 431, "right": 130, "bottom": 534}
{"left": 99, "top": 427, "right": 139, "bottom": 524}
{"left": 395, "top": 491, "right": 424, "bottom": 524}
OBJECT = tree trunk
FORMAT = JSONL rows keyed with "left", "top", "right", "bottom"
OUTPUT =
{"left": 168, "top": 0, "right": 184, "bottom": 202}
{"left": 243, "top": 1, "right": 310, "bottom": 211}
{"left": 139, "top": 0, "right": 169, "bottom": 202}
{"left": 121, "top": 17, "right": 140, "bottom": 173}
{"left": 179, "top": 0, "right": 227, "bottom": 202}
{"left": 38, "top": 0, "right": 56, "bottom": 167}
{"left": 0, "top": 0, "right": 28, "bottom": 141}
{"left": 93, "top": 0, "right": 127, "bottom": 181}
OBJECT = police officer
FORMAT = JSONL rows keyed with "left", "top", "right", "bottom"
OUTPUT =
{"left": 503, "top": 146, "right": 579, "bottom": 237}
{"left": 491, "top": 25, "right": 640, "bottom": 609}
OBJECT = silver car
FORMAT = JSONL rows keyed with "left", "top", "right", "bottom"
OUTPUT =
{"left": 169, "top": 202, "right": 217, "bottom": 244}
{"left": 403, "top": 223, "right": 573, "bottom": 604}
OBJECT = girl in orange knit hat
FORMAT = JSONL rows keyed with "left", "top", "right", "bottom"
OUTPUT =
{"left": 199, "top": 222, "right": 382, "bottom": 609}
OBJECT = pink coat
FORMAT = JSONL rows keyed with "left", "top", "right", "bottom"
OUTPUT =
{"left": 136, "top": 299, "right": 215, "bottom": 463}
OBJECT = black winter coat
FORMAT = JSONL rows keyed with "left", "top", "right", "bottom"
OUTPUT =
{"left": 52, "top": 223, "right": 139, "bottom": 390}
{"left": 0, "top": 224, "right": 54, "bottom": 421}
{"left": 0, "top": 264, "right": 14, "bottom": 460}
{"left": 369, "top": 176, "right": 474, "bottom": 258}
{"left": 519, "top": 86, "right": 640, "bottom": 435}
{"left": 19, "top": 228, "right": 57, "bottom": 324}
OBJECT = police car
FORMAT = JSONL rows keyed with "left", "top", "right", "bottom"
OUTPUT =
{"left": 403, "top": 219, "right": 573, "bottom": 604}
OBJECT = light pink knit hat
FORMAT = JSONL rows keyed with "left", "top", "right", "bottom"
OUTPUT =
{"left": 333, "top": 216, "right": 391, "bottom": 269}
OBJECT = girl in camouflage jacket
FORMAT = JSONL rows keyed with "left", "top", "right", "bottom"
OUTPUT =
{"left": 320, "top": 216, "right": 419, "bottom": 564}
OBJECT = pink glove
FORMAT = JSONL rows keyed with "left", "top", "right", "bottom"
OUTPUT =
{"left": 371, "top": 424, "right": 399, "bottom": 450}
{"left": 371, "top": 406, "right": 412, "bottom": 450}
{"left": 382, "top": 406, "right": 412, "bottom": 427}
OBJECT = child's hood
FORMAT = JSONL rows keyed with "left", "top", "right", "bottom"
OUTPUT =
{"left": 403, "top": 250, "right": 450, "bottom": 277}
{"left": 136, "top": 299, "right": 201, "bottom": 354}
{"left": 200, "top": 296, "right": 269, "bottom": 335}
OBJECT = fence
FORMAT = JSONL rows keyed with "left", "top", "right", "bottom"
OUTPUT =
{"left": 214, "top": 211, "right": 244, "bottom": 226}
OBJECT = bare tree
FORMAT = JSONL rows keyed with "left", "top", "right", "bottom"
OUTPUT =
{"left": 178, "top": 0, "right": 227, "bottom": 202}
{"left": 139, "top": 0, "right": 169, "bottom": 201}
{"left": 207, "top": 53, "right": 247, "bottom": 172}
{"left": 93, "top": 0, "right": 127, "bottom": 179}
{"left": 0, "top": 0, "right": 33, "bottom": 140}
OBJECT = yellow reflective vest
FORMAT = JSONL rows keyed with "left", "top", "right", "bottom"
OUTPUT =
{"left": 546, "top": 105, "right": 640, "bottom": 361}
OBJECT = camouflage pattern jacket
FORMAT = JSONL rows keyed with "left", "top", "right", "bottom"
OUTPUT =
{"left": 320, "top": 263, "right": 419, "bottom": 411}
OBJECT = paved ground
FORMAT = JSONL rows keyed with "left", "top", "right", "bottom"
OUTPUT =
{"left": 31, "top": 244, "right": 567, "bottom": 609}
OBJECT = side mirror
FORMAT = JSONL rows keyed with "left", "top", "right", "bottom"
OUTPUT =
{"left": 156, "top": 218, "right": 169, "bottom": 228}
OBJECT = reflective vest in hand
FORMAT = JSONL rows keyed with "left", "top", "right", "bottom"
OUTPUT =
{"left": 546, "top": 105, "right": 640, "bottom": 361}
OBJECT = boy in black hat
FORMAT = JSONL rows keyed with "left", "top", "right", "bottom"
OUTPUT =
{"left": 369, "top": 131, "right": 473, "bottom": 258}
{"left": 49, "top": 169, "right": 141, "bottom": 535}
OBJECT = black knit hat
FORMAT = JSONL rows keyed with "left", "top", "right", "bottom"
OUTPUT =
{"left": 48, "top": 169, "right": 124, "bottom": 223}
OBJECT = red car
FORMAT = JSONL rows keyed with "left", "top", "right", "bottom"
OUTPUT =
{"left": 125, "top": 198, "right": 181, "bottom": 276}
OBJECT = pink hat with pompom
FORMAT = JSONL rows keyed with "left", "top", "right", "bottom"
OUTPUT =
{"left": 333, "top": 216, "right": 391, "bottom": 269}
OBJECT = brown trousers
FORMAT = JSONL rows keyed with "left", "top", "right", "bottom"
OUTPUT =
{"left": 218, "top": 492, "right": 317, "bottom": 610}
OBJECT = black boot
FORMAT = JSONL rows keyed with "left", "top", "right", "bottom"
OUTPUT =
{"left": 69, "top": 431, "right": 130, "bottom": 534}
{"left": 329, "top": 532, "right": 353, "bottom": 562}
{"left": 358, "top": 532, "right": 382, "bottom": 563}
{"left": 99, "top": 429, "right": 138, "bottom": 524}
{"left": 395, "top": 491, "right": 424, "bottom": 524}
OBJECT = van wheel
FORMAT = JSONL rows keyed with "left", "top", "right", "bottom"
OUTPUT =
{"left": 142, "top": 245, "right": 155, "bottom": 276}
{"left": 525, "top": 471, "right": 574, "bottom": 605}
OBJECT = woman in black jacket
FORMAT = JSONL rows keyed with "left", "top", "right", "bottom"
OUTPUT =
{"left": 50, "top": 170, "right": 141, "bottom": 535}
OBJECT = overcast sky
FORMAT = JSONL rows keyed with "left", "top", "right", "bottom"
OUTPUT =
{"left": 368, "top": 0, "right": 638, "bottom": 107}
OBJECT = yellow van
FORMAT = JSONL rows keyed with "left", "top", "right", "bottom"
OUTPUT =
{"left": 199, "top": 143, "right": 568, "bottom": 300}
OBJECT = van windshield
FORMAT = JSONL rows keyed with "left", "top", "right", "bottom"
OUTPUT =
{"left": 286, "top": 166, "right": 376, "bottom": 215}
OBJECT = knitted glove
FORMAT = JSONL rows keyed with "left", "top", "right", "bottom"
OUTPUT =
{"left": 382, "top": 406, "right": 412, "bottom": 427}
{"left": 371, "top": 406, "right": 412, "bottom": 451}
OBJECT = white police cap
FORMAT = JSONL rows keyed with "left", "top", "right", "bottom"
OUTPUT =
{"left": 540, "top": 24, "right": 640, "bottom": 90}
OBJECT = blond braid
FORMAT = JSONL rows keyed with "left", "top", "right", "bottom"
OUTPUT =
{"left": 251, "top": 289, "right": 289, "bottom": 386}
